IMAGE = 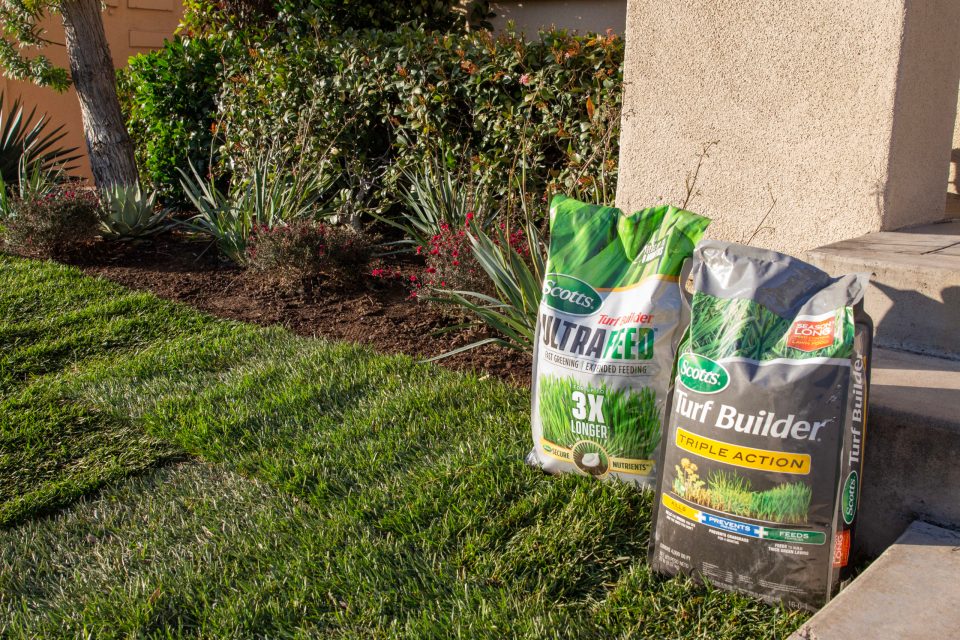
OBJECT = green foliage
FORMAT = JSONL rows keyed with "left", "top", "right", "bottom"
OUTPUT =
{"left": 179, "top": 0, "right": 461, "bottom": 38}
{"left": 118, "top": 37, "right": 227, "bottom": 205}
{"left": 389, "top": 152, "right": 490, "bottom": 248}
{"left": 215, "top": 25, "right": 622, "bottom": 218}
{"left": 98, "top": 183, "right": 170, "bottom": 238}
{"left": 0, "top": 255, "right": 808, "bottom": 636}
{"left": 3, "top": 187, "right": 100, "bottom": 257}
{"left": 0, "top": 92, "right": 78, "bottom": 184}
{"left": 177, "top": 148, "right": 334, "bottom": 264}
{"left": 438, "top": 198, "right": 546, "bottom": 354}
{"left": 673, "top": 466, "right": 813, "bottom": 525}
{"left": 0, "top": 2, "right": 70, "bottom": 90}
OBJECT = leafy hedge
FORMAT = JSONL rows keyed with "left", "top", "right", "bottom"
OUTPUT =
{"left": 121, "top": 24, "right": 623, "bottom": 212}
{"left": 119, "top": 36, "right": 228, "bottom": 204}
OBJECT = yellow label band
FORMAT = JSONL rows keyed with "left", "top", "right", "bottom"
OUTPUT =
{"left": 662, "top": 492, "right": 700, "bottom": 521}
{"left": 675, "top": 427, "right": 811, "bottom": 475}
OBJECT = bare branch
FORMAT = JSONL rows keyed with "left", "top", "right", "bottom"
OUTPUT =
{"left": 681, "top": 140, "right": 718, "bottom": 210}
{"left": 744, "top": 184, "right": 777, "bottom": 245}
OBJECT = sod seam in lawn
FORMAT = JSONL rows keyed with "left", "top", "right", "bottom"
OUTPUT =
{"left": 0, "top": 254, "right": 807, "bottom": 638}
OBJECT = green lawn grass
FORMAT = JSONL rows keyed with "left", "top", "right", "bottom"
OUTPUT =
{"left": 0, "top": 254, "right": 808, "bottom": 638}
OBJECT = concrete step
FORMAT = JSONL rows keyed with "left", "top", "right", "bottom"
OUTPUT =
{"left": 807, "top": 220, "right": 960, "bottom": 360}
{"left": 789, "top": 521, "right": 960, "bottom": 640}
{"left": 858, "top": 347, "right": 960, "bottom": 557}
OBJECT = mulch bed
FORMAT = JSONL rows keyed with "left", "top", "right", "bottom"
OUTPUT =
{"left": 61, "top": 234, "right": 532, "bottom": 386}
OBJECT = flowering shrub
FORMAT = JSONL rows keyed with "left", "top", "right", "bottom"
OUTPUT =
{"left": 3, "top": 188, "right": 100, "bottom": 257}
{"left": 412, "top": 215, "right": 489, "bottom": 297}
{"left": 406, "top": 212, "right": 532, "bottom": 300}
{"left": 247, "top": 221, "right": 374, "bottom": 288}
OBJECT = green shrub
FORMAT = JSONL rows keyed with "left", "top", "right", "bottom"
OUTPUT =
{"left": 3, "top": 188, "right": 100, "bottom": 257}
{"left": 216, "top": 25, "right": 622, "bottom": 217}
{"left": 179, "top": 0, "right": 462, "bottom": 38}
{"left": 118, "top": 36, "right": 227, "bottom": 205}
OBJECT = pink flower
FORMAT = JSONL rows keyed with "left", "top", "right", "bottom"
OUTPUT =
{"left": 519, "top": 73, "right": 531, "bottom": 86}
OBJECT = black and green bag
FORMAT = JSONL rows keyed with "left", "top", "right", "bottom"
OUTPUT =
{"left": 650, "top": 240, "right": 872, "bottom": 610}
{"left": 527, "top": 195, "right": 709, "bottom": 486}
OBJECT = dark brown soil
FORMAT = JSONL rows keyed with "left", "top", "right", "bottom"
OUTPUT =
{"left": 63, "top": 234, "right": 532, "bottom": 386}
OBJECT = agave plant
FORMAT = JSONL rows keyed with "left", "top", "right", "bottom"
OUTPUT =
{"left": 99, "top": 183, "right": 170, "bottom": 238}
{"left": 177, "top": 148, "right": 334, "bottom": 263}
{"left": 0, "top": 92, "right": 79, "bottom": 184}
{"left": 1, "top": 156, "right": 62, "bottom": 217}
{"left": 381, "top": 154, "right": 492, "bottom": 249}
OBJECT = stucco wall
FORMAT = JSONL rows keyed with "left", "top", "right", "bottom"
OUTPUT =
{"left": 617, "top": 0, "right": 960, "bottom": 255}
{"left": 490, "top": 1, "right": 626, "bottom": 35}
{"left": 0, "top": 0, "right": 183, "bottom": 180}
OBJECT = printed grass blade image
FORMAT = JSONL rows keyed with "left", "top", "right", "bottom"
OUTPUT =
{"left": 673, "top": 461, "right": 812, "bottom": 524}
{"left": 547, "top": 195, "right": 709, "bottom": 288}
{"left": 539, "top": 375, "right": 660, "bottom": 459}
{"left": 688, "top": 292, "right": 855, "bottom": 361}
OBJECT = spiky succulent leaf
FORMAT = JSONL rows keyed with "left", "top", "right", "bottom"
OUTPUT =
{"left": 0, "top": 92, "right": 79, "bottom": 184}
{"left": 99, "top": 183, "right": 170, "bottom": 238}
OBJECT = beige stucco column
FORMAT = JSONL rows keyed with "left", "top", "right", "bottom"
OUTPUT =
{"left": 616, "top": 0, "right": 960, "bottom": 254}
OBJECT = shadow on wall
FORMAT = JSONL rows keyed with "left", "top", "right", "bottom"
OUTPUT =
{"left": 871, "top": 281, "right": 959, "bottom": 359}
{"left": 952, "top": 149, "right": 960, "bottom": 193}
{"left": 949, "top": 150, "right": 960, "bottom": 218}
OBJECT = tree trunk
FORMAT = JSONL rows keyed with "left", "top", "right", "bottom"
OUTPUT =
{"left": 60, "top": 0, "right": 139, "bottom": 189}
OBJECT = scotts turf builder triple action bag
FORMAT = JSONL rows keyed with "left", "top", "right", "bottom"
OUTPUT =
{"left": 527, "top": 195, "right": 709, "bottom": 486}
{"left": 649, "top": 240, "right": 873, "bottom": 610}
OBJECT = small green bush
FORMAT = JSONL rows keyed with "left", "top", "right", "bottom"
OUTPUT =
{"left": 119, "top": 36, "right": 227, "bottom": 205}
{"left": 3, "top": 188, "right": 100, "bottom": 257}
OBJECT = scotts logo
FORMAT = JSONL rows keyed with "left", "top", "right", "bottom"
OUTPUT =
{"left": 542, "top": 273, "right": 602, "bottom": 315}
{"left": 842, "top": 471, "right": 859, "bottom": 524}
{"left": 677, "top": 353, "right": 730, "bottom": 394}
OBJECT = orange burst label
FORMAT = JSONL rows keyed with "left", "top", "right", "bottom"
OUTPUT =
{"left": 833, "top": 529, "right": 850, "bottom": 567}
{"left": 787, "top": 314, "right": 836, "bottom": 352}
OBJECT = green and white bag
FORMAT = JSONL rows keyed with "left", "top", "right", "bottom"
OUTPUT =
{"left": 527, "top": 195, "right": 709, "bottom": 486}
{"left": 649, "top": 240, "right": 872, "bottom": 610}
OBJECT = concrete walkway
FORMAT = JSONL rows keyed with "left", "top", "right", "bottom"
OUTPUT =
{"left": 790, "top": 521, "right": 960, "bottom": 640}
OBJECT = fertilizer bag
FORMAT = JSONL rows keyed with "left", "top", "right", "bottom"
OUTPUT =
{"left": 527, "top": 195, "right": 709, "bottom": 487}
{"left": 649, "top": 240, "right": 872, "bottom": 610}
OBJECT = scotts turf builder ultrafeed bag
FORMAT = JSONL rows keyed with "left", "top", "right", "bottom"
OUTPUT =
{"left": 527, "top": 195, "right": 709, "bottom": 486}
{"left": 650, "top": 240, "right": 873, "bottom": 610}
